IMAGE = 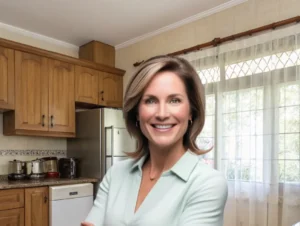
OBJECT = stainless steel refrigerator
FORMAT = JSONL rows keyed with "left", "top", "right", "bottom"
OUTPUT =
{"left": 67, "top": 108, "right": 136, "bottom": 181}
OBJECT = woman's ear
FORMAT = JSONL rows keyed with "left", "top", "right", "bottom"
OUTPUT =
{"left": 189, "top": 113, "right": 192, "bottom": 121}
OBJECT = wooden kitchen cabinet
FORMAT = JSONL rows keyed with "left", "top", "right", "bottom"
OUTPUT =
{"left": 14, "top": 51, "right": 49, "bottom": 131}
{"left": 99, "top": 72, "right": 123, "bottom": 108}
{"left": 75, "top": 65, "right": 99, "bottom": 105}
{"left": 0, "top": 46, "right": 14, "bottom": 111}
{"left": 25, "top": 187, "right": 48, "bottom": 226}
{"left": 3, "top": 51, "right": 75, "bottom": 137}
{"left": 0, "top": 188, "right": 25, "bottom": 226}
{"left": 0, "top": 208, "right": 24, "bottom": 226}
{"left": 0, "top": 188, "right": 24, "bottom": 211}
{"left": 48, "top": 59, "right": 75, "bottom": 133}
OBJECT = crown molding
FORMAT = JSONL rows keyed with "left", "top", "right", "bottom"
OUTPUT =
{"left": 0, "top": 22, "right": 79, "bottom": 53}
{"left": 115, "top": 0, "right": 248, "bottom": 50}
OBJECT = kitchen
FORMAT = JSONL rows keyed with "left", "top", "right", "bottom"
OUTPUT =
{"left": 1, "top": 0, "right": 300, "bottom": 226}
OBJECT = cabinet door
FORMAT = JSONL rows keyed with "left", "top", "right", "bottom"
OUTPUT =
{"left": 48, "top": 59, "right": 75, "bottom": 133}
{"left": 0, "top": 188, "right": 24, "bottom": 211}
{"left": 75, "top": 65, "right": 98, "bottom": 105}
{"left": 0, "top": 47, "right": 14, "bottom": 110}
{"left": 99, "top": 72, "right": 123, "bottom": 108}
{"left": 25, "top": 187, "right": 48, "bottom": 226}
{"left": 15, "top": 51, "right": 48, "bottom": 131}
{"left": 0, "top": 208, "right": 24, "bottom": 226}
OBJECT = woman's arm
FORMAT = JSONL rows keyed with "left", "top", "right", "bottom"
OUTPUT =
{"left": 82, "top": 168, "right": 112, "bottom": 226}
{"left": 178, "top": 174, "right": 228, "bottom": 226}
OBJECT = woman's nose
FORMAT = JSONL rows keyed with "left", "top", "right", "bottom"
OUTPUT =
{"left": 155, "top": 103, "right": 170, "bottom": 119}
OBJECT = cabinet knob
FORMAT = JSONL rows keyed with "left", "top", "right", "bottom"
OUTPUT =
{"left": 50, "top": 115, "right": 54, "bottom": 127}
{"left": 44, "top": 196, "right": 48, "bottom": 203}
{"left": 42, "top": 115, "right": 45, "bottom": 127}
{"left": 100, "top": 91, "right": 104, "bottom": 101}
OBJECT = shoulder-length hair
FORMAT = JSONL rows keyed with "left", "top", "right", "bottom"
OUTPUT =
{"left": 123, "top": 55, "right": 207, "bottom": 159}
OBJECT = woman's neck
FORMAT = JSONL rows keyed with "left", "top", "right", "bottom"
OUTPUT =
{"left": 146, "top": 143, "right": 186, "bottom": 180}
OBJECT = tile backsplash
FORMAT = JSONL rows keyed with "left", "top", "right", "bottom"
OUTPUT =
{"left": 0, "top": 113, "right": 67, "bottom": 174}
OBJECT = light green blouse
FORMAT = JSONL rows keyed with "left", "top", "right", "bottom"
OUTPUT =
{"left": 85, "top": 151, "right": 228, "bottom": 226}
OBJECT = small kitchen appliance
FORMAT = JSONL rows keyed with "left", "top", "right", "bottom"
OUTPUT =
{"left": 8, "top": 159, "right": 26, "bottom": 180}
{"left": 58, "top": 158, "right": 79, "bottom": 178}
{"left": 43, "top": 157, "right": 59, "bottom": 178}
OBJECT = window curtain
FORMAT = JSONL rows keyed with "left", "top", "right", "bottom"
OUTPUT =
{"left": 181, "top": 24, "right": 300, "bottom": 226}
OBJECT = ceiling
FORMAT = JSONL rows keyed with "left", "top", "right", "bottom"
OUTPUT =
{"left": 0, "top": 0, "right": 244, "bottom": 48}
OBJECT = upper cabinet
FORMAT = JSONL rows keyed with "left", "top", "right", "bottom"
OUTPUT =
{"left": 75, "top": 68, "right": 123, "bottom": 108}
{"left": 99, "top": 72, "right": 123, "bottom": 108}
{"left": 3, "top": 51, "right": 75, "bottom": 137}
{"left": 0, "top": 47, "right": 14, "bottom": 111}
{"left": 48, "top": 59, "right": 75, "bottom": 133}
{"left": 0, "top": 37, "right": 125, "bottom": 138}
{"left": 14, "top": 51, "right": 49, "bottom": 132}
{"left": 75, "top": 66, "right": 99, "bottom": 105}
{"left": 79, "top": 41, "right": 115, "bottom": 67}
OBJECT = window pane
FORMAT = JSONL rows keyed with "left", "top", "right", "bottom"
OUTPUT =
{"left": 198, "top": 67, "right": 220, "bottom": 84}
{"left": 223, "top": 113, "right": 237, "bottom": 135}
{"left": 223, "top": 136, "right": 236, "bottom": 159}
{"left": 223, "top": 91, "right": 237, "bottom": 113}
{"left": 198, "top": 94, "right": 215, "bottom": 167}
{"left": 206, "top": 95, "right": 215, "bottom": 115}
{"left": 285, "top": 134, "right": 300, "bottom": 160}
{"left": 222, "top": 87, "right": 264, "bottom": 182}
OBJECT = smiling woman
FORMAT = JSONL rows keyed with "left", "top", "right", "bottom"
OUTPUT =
{"left": 82, "top": 55, "right": 228, "bottom": 226}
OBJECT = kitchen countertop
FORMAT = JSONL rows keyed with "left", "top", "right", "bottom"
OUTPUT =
{"left": 0, "top": 176, "right": 99, "bottom": 190}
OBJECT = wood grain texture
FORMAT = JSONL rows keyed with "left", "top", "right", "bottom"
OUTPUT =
{"left": 0, "top": 37, "right": 124, "bottom": 75}
{"left": 25, "top": 187, "right": 48, "bottom": 226}
{"left": 14, "top": 51, "right": 49, "bottom": 131}
{"left": 0, "top": 189, "right": 24, "bottom": 211}
{"left": 48, "top": 59, "right": 75, "bottom": 133}
{"left": 75, "top": 65, "right": 99, "bottom": 105}
{"left": 0, "top": 208, "right": 24, "bottom": 226}
{"left": 79, "top": 41, "right": 115, "bottom": 67}
{"left": 99, "top": 72, "right": 123, "bottom": 108}
{"left": 0, "top": 46, "right": 14, "bottom": 110}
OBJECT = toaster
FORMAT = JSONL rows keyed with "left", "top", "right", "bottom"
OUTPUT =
{"left": 58, "top": 158, "right": 79, "bottom": 178}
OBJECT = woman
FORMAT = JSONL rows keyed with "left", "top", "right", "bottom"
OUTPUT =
{"left": 82, "top": 55, "right": 228, "bottom": 226}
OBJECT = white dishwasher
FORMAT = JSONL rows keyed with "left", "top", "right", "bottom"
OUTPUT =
{"left": 49, "top": 183, "right": 94, "bottom": 226}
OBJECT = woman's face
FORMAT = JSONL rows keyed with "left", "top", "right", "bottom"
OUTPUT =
{"left": 138, "top": 71, "right": 191, "bottom": 150}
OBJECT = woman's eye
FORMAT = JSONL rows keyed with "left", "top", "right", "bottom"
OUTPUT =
{"left": 145, "top": 98, "right": 156, "bottom": 104}
{"left": 170, "top": 98, "right": 181, "bottom": 104}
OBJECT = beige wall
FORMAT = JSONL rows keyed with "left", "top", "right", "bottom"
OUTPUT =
{"left": 116, "top": 0, "right": 300, "bottom": 90}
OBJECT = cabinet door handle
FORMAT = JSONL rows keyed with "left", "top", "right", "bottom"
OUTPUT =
{"left": 42, "top": 115, "right": 45, "bottom": 127}
{"left": 50, "top": 115, "right": 54, "bottom": 127}
{"left": 44, "top": 196, "right": 48, "bottom": 203}
{"left": 100, "top": 91, "right": 104, "bottom": 101}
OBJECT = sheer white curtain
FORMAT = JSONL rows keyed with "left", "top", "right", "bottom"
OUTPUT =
{"left": 181, "top": 24, "right": 300, "bottom": 226}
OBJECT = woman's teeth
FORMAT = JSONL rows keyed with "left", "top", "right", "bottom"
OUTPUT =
{"left": 153, "top": 125, "right": 173, "bottom": 129}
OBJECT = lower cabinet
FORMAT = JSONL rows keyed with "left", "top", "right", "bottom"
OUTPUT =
{"left": 0, "top": 187, "right": 48, "bottom": 226}
{"left": 0, "top": 208, "right": 24, "bottom": 226}
{"left": 25, "top": 187, "right": 49, "bottom": 226}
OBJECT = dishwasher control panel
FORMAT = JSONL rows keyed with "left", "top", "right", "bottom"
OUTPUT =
{"left": 49, "top": 183, "right": 93, "bottom": 201}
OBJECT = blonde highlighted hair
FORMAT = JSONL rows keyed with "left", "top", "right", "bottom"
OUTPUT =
{"left": 123, "top": 55, "right": 207, "bottom": 158}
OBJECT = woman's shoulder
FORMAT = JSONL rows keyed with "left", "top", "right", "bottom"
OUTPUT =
{"left": 190, "top": 159, "right": 228, "bottom": 194}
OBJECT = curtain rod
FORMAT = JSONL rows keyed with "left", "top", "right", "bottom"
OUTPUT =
{"left": 133, "top": 16, "right": 300, "bottom": 67}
